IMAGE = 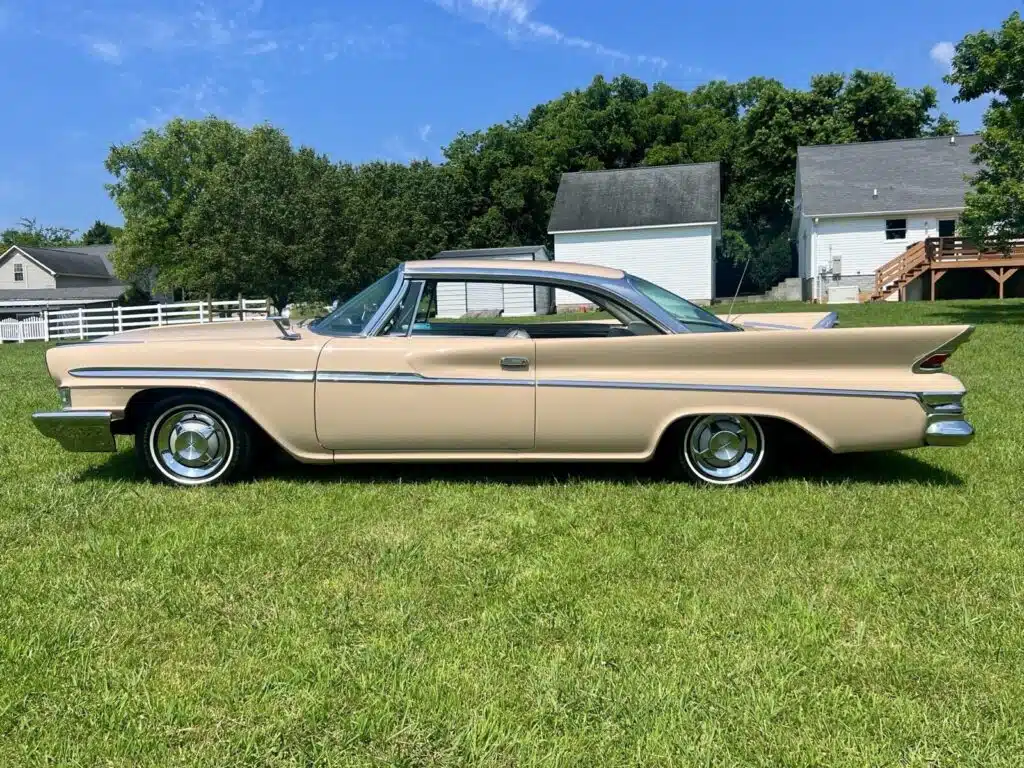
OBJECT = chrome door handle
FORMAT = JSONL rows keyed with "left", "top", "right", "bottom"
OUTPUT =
{"left": 500, "top": 356, "right": 530, "bottom": 371}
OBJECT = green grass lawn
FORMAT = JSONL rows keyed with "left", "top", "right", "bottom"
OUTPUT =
{"left": 2, "top": 299, "right": 1024, "bottom": 766}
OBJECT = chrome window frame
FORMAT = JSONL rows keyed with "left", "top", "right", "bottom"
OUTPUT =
{"left": 398, "top": 266, "right": 687, "bottom": 334}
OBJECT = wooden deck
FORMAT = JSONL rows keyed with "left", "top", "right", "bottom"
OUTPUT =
{"left": 871, "top": 237, "right": 1024, "bottom": 301}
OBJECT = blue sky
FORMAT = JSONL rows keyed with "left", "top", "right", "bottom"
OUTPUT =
{"left": 0, "top": 0, "right": 1013, "bottom": 232}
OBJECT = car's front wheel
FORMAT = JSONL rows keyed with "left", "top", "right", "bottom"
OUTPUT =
{"left": 136, "top": 393, "right": 253, "bottom": 487}
{"left": 672, "top": 414, "right": 767, "bottom": 486}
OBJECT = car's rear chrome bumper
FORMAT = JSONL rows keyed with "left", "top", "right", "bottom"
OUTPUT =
{"left": 921, "top": 393, "right": 974, "bottom": 447}
{"left": 32, "top": 410, "right": 117, "bottom": 452}
{"left": 925, "top": 419, "right": 974, "bottom": 447}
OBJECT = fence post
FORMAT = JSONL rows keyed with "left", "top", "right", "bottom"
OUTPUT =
{"left": 116, "top": 306, "right": 123, "bottom": 333}
{"left": 77, "top": 308, "right": 84, "bottom": 340}
{"left": 17, "top": 319, "right": 24, "bottom": 343}
{"left": 238, "top": 292, "right": 244, "bottom": 321}
{"left": 204, "top": 294, "right": 212, "bottom": 323}
{"left": 157, "top": 304, "right": 164, "bottom": 327}
{"left": 42, "top": 310, "right": 50, "bottom": 342}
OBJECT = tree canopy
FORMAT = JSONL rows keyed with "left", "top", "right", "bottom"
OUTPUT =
{"left": 946, "top": 10, "right": 1024, "bottom": 250}
{"left": 105, "top": 69, "right": 956, "bottom": 303}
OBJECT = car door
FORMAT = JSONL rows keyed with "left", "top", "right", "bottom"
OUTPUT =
{"left": 314, "top": 283, "right": 536, "bottom": 453}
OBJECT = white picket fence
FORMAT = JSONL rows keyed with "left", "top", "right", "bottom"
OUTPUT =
{"left": 0, "top": 298, "right": 270, "bottom": 343}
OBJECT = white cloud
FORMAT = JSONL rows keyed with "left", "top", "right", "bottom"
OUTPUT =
{"left": 90, "top": 40, "right": 122, "bottom": 63}
{"left": 419, "top": 124, "right": 432, "bottom": 142}
{"left": 931, "top": 41, "right": 955, "bottom": 67}
{"left": 434, "top": 0, "right": 666, "bottom": 68}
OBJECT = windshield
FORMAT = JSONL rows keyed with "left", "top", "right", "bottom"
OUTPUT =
{"left": 312, "top": 269, "right": 399, "bottom": 336}
{"left": 627, "top": 275, "right": 736, "bottom": 333}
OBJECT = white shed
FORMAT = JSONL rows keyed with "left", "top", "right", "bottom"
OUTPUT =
{"left": 429, "top": 246, "right": 554, "bottom": 317}
{"left": 547, "top": 163, "right": 721, "bottom": 307}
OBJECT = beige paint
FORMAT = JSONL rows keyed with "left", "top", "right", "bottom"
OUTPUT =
{"left": 316, "top": 336, "right": 535, "bottom": 450}
{"left": 47, "top": 321, "right": 331, "bottom": 462}
{"left": 43, "top": 313, "right": 971, "bottom": 464}
{"left": 0, "top": 248, "right": 56, "bottom": 289}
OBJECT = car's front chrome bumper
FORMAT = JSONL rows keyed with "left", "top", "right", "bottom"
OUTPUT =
{"left": 921, "top": 393, "right": 974, "bottom": 447}
{"left": 32, "top": 410, "right": 118, "bottom": 452}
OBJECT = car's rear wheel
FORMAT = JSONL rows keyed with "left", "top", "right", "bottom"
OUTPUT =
{"left": 672, "top": 414, "right": 767, "bottom": 486}
{"left": 136, "top": 393, "right": 253, "bottom": 487}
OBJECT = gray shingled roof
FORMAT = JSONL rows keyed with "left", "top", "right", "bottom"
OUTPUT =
{"left": 0, "top": 284, "right": 127, "bottom": 302}
{"left": 548, "top": 162, "right": 721, "bottom": 233}
{"left": 6, "top": 245, "right": 116, "bottom": 278}
{"left": 796, "top": 135, "right": 982, "bottom": 217}
{"left": 431, "top": 245, "right": 550, "bottom": 260}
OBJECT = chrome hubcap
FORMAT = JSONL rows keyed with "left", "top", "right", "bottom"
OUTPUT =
{"left": 684, "top": 415, "right": 764, "bottom": 483}
{"left": 152, "top": 407, "right": 232, "bottom": 483}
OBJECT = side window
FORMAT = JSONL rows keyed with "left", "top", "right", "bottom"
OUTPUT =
{"left": 407, "top": 280, "right": 659, "bottom": 339}
{"left": 13, "top": 263, "right": 24, "bottom": 282}
{"left": 885, "top": 219, "right": 907, "bottom": 240}
{"left": 379, "top": 281, "right": 425, "bottom": 336}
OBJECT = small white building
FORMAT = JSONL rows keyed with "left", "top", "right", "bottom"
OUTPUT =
{"left": 792, "top": 134, "right": 980, "bottom": 301}
{"left": 547, "top": 163, "right": 721, "bottom": 307}
{"left": 430, "top": 245, "right": 554, "bottom": 317}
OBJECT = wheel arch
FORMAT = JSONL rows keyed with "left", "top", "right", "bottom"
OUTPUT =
{"left": 121, "top": 386, "right": 279, "bottom": 450}
{"left": 653, "top": 408, "right": 836, "bottom": 460}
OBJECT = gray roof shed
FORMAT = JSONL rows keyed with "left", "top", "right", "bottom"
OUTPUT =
{"left": 431, "top": 245, "right": 551, "bottom": 260}
{"left": 548, "top": 162, "right": 721, "bottom": 234}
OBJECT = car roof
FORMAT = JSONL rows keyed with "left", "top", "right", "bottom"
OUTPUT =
{"left": 405, "top": 258, "right": 625, "bottom": 280}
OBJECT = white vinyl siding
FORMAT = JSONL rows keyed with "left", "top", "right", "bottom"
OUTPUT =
{"left": 435, "top": 281, "right": 539, "bottom": 318}
{"left": 798, "top": 211, "right": 960, "bottom": 299}
{"left": 553, "top": 225, "right": 715, "bottom": 308}
{"left": 0, "top": 254, "right": 55, "bottom": 289}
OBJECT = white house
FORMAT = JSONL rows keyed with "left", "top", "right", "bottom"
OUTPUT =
{"left": 792, "top": 134, "right": 980, "bottom": 301}
{"left": 547, "top": 162, "right": 721, "bottom": 307}
{"left": 0, "top": 244, "right": 127, "bottom": 318}
{"left": 430, "top": 245, "right": 554, "bottom": 317}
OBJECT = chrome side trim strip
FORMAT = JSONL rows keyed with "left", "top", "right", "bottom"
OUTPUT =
{"left": 70, "top": 367, "right": 315, "bottom": 382}
{"left": 538, "top": 379, "right": 963, "bottom": 402}
{"left": 314, "top": 370, "right": 965, "bottom": 403}
{"left": 316, "top": 371, "right": 534, "bottom": 387}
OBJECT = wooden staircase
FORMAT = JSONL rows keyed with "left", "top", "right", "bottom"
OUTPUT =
{"left": 870, "top": 237, "right": 1024, "bottom": 301}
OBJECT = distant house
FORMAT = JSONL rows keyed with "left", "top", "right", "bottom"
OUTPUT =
{"left": 792, "top": 135, "right": 980, "bottom": 301}
{"left": 0, "top": 244, "right": 127, "bottom": 318}
{"left": 547, "top": 163, "right": 721, "bottom": 306}
{"left": 430, "top": 245, "right": 554, "bottom": 317}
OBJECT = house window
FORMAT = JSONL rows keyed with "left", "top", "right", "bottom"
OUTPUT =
{"left": 13, "top": 263, "right": 24, "bottom": 282}
{"left": 938, "top": 219, "right": 956, "bottom": 238}
{"left": 885, "top": 219, "right": 907, "bottom": 240}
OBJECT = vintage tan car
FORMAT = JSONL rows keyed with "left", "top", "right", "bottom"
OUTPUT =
{"left": 32, "top": 259, "right": 974, "bottom": 487}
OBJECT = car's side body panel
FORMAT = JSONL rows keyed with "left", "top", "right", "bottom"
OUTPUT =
{"left": 315, "top": 336, "right": 536, "bottom": 451}
{"left": 44, "top": 324, "right": 333, "bottom": 462}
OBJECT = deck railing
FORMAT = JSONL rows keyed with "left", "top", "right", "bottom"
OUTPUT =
{"left": 874, "top": 237, "right": 1024, "bottom": 298}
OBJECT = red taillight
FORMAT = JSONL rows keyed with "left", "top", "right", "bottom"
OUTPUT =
{"left": 919, "top": 353, "right": 950, "bottom": 371}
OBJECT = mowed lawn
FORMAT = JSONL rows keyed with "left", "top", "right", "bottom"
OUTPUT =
{"left": 1, "top": 300, "right": 1023, "bottom": 767}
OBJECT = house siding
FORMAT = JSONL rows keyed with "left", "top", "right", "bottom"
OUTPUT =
{"left": 553, "top": 225, "right": 715, "bottom": 308}
{"left": 798, "top": 212, "right": 960, "bottom": 299}
{"left": 0, "top": 254, "right": 55, "bottom": 289}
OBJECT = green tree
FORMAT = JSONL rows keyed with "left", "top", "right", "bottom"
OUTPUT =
{"left": 1, "top": 218, "right": 78, "bottom": 247}
{"left": 82, "top": 220, "right": 122, "bottom": 245}
{"left": 106, "top": 118, "right": 348, "bottom": 309}
{"left": 945, "top": 10, "right": 1024, "bottom": 249}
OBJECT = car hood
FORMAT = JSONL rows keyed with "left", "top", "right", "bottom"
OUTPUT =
{"left": 727, "top": 311, "right": 838, "bottom": 331}
{"left": 95, "top": 319, "right": 292, "bottom": 343}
